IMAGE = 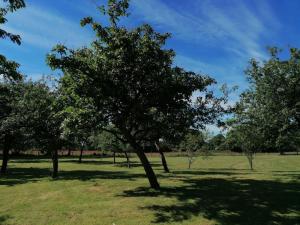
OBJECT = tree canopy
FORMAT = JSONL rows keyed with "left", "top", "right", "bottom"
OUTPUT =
{"left": 47, "top": 0, "right": 225, "bottom": 189}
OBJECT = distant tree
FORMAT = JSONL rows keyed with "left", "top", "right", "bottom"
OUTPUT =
{"left": 207, "top": 133, "right": 225, "bottom": 151}
{"left": 178, "top": 130, "right": 205, "bottom": 169}
{"left": 60, "top": 96, "right": 96, "bottom": 163}
{"left": 47, "top": 0, "right": 223, "bottom": 189}
{"left": 96, "top": 128, "right": 131, "bottom": 167}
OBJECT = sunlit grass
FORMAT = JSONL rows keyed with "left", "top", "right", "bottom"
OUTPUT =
{"left": 0, "top": 154, "right": 299, "bottom": 225}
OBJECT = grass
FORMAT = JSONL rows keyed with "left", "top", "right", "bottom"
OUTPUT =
{"left": 0, "top": 154, "right": 299, "bottom": 225}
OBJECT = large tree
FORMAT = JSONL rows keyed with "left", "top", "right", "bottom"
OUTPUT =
{"left": 0, "top": 0, "right": 25, "bottom": 173}
{"left": 1, "top": 79, "right": 63, "bottom": 176}
{"left": 47, "top": 0, "right": 222, "bottom": 189}
{"left": 234, "top": 47, "right": 300, "bottom": 155}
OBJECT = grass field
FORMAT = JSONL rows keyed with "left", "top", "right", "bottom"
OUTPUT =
{"left": 0, "top": 154, "right": 299, "bottom": 225}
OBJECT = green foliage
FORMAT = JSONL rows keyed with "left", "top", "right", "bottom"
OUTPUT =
{"left": 47, "top": 0, "right": 222, "bottom": 149}
{"left": 93, "top": 128, "right": 128, "bottom": 153}
{"left": 232, "top": 47, "right": 300, "bottom": 154}
{"left": 0, "top": 0, "right": 25, "bottom": 45}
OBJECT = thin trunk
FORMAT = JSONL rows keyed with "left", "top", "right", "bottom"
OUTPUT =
{"left": 246, "top": 152, "right": 253, "bottom": 170}
{"left": 1, "top": 135, "right": 11, "bottom": 175}
{"left": 51, "top": 148, "right": 58, "bottom": 178}
{"left": 79, "top": 147, "right": 83, "bottom": 163}
{"left": 67, "top": 148, "right": 71, "bottom": 156}
{"left": 1, "top": 146, "right": 9, "bottom": 175}
{"left": 155, "top": 142, "right": 170, "bottom": 173}
{"left": 79, "top": 141, "right": 85, "bottom": 163}
{"left": 279, "top": 149, "right": 284, "bottom": 155}
{"left": 113, "top": 152, "right": 116, "bottom": 164}
{"left": 124, "top": 152, "right": 130, "bottom": 168}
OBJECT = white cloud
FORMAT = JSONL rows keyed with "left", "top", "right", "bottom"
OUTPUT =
{"left": 131, "top": 0, "right": 280, "bottom": 60}
{"left": 3, "top": 5, "right": 94, "bottom": 50}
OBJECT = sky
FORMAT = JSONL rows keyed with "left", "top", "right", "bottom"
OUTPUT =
{"left": 1, "top": 0, "right": 299, "bottom": 132}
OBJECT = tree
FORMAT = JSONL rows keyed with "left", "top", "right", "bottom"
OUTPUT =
{"left": 17, "top": 79, "right": 63, "bottom": 178}
{"left": 0, "top": 0, "right": 25, "bottom": 173}
{"left": 60, "top": 104, "right": 96, "bottom": 163}
{"left": 0, "top": 80, "right": 19, "bottom": 174}
{"left": 207, "top": 134, "right": 225, "bottom": 151}
{"left": 234, "top": 47, "right": 300, "bottom": 155}
{"left": 47, "top": 0, "right": 221, "bottom": 189}
{"left": 178, "top": 130, "right": 205, "bottom": 169}
{"left": 96, "top": 128, "right": 131, "bottom": 167}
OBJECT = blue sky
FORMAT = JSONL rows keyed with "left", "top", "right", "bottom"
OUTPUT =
{"left": 1, "top": 0, "right": 299, "bottom": 124}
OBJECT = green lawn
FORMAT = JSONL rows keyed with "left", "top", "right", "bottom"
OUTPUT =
{"left": 0, "top": 154, "right": 299, "bottom": 225}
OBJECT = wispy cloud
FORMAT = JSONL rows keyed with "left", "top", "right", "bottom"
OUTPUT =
{"left": 3, "top": 5, "right": 94, "bottom": 50}
{"left": 131, "top": 0, "right": 280, "bottom": 61}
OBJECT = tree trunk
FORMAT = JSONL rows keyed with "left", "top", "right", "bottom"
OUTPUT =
{"left": 122, "top": 132, "right": 160, "bottom": 189}
{"left": 155, "top": 142, "right": 170, "bottom": 173}
{"left": 188, "top": 159, "right": 192, "bottom": 169}
{"left": 113, "top": 152, "right": 116, "bottom": 164}
{"left": 246, "top": 152, "right": 253, "bottom": 170}
{"left": 1, "top": 135, "right": 11, "bottom": 175}
{"left": 79, "top": 147, "right": 83, "bottom": 163}
{"left": 135, "top": 149, "right": 160, "bottom": 189}
{"left": 279, "top": 149, "right": 284, "bottom": 155}
{"left": 51, "top": 148, "right": 58, "bottom": 178}
{"left": 67, "top": 148, "right": 71, "bottom": 156}
{"left": 1, "top": 146, "right": 9, "bottom": 175}
{"left": 124, "top": 152, "right": 130, "bottom": 168}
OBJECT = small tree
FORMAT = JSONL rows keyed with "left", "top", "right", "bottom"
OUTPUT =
{"left": 178, "top": 130, "right": 205, "bottom": 169}
{"left": 235, "top": 125, "right": 262, "bottom": 170}
{"left": 96, "top": 128, "right": 131, "bottom": 168}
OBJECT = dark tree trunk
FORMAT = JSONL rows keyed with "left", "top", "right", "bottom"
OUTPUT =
{"left": 51, "top": 148, "right": 58, "bottom": 178}
{"left": 113, "top": 152, "right": 116, "bottom": 164}
{"left": 79, "top": 147, "right": 83, "bottom": 163}
{"left": 135, "top": 149, "right": 160, "bottom": 189}
{"left": 67, "top": 148, "right": 71, "bottom": 156}
{"left": 246, "top": 152, "right": 254, "bottom": 170}
{"left": 188, "top": 158, "right": 192, "bottom": 169}
{"left": 1, "top": 135, "right": 11, "bottom": 175}
{"left": 124, "top": 152, "right": 130, "bottom": 168}
{"left": 1, "top": 146, "right": 9, "bottom": 175}
{"left": 155, "top": 142, "right": 170, "bottom": 173}
{"left": 122, "top": 131, "right": 160, "bottom": 189}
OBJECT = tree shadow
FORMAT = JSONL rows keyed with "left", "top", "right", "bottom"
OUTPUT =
{"left": 122, "top": 178, "right": 300, "bottom": 225}
{"left": 0, "top": 215, "right": 10, "bottom": 225}
{"left": 0, "top": 167, "right": 146, "bottom": 186}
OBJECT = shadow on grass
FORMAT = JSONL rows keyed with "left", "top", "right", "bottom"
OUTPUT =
{"left": 122, "top": 178, "right": 300, "bottom": 225}
{"left": 0, "top": 215, "right": 10, "bottom": 225}
{"left": 0, "top": 167, "right": 146, "bottom": 186}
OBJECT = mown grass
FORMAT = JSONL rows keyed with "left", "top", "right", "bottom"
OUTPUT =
{"left": 0, "top": 154, "right": 299, "bottom": 225}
